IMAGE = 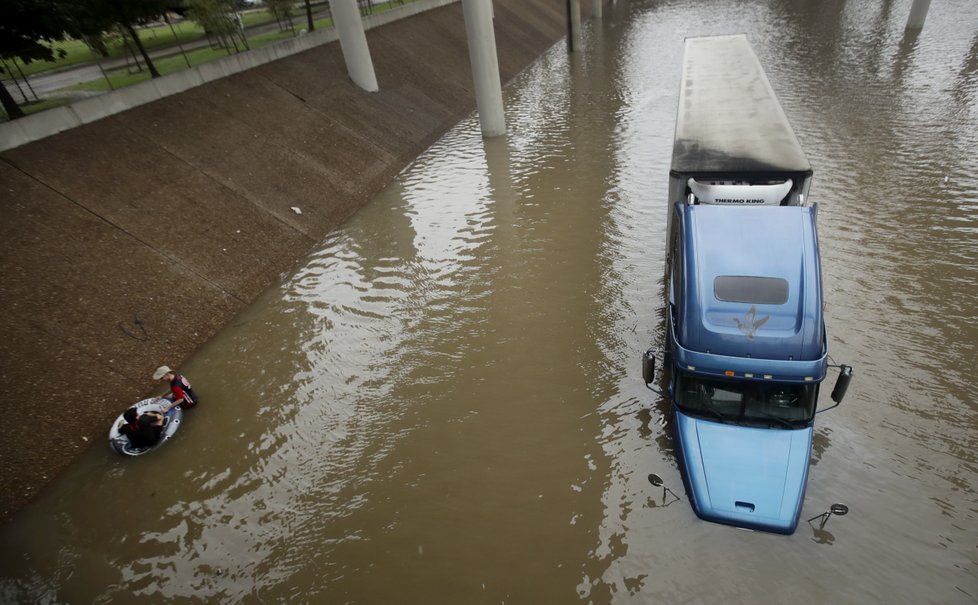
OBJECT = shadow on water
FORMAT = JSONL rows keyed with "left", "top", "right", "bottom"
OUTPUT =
{"left": 951, "top": 30, "right": 978, "bottom": 105}
{"left": 893, "top": 26, "right": 921, "bottom": 82}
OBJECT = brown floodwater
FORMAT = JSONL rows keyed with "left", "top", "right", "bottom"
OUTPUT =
{"left": 2, "top": 0, "right": 977, "bottom": 602}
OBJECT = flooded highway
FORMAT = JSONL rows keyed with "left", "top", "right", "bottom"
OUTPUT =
{"left": 2, "top": 0, "right": 977, "bottom": 602}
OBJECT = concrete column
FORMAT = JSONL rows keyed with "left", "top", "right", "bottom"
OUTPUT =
{"left": 328, "top": 0, "right": 378, "bottom": 92}
{"left": 461, "top": 0, "right": 506, "bottom": 137}
{"left": 593, "top": 0, "right": 602, "bottom": 20}
{"left": 567, "top": 0, "right": 582, "bottom": 52}
{"left": 905, "top": 0, "right": 931, "bottom": 30}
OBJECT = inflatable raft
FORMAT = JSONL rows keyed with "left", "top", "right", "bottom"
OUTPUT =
{"left": 108, "top": 397, "right": 183, "bottom": 456}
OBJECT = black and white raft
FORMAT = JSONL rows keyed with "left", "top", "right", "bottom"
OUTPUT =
{"left": 108, "top": 397, "right": 183, "bottom": 456}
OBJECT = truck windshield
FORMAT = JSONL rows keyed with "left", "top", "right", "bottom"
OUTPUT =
{"left": 675, "top": 371, "right": 817, "bottom": 427}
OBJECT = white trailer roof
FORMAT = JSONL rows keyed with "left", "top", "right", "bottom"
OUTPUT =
{"left": 671, "top": 35, "right": 811, "bottom": 175}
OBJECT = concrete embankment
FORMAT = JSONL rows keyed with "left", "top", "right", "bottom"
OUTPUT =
{"left": 0, "top": 0, "right": 584, "bottom": 521}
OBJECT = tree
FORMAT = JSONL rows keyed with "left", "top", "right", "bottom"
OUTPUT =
{"left": 66, "top": 0, "right": 167, "bottom": 78}
{"left": 101, "top": 0, "right": 168, "bottom": 78}
{"left": 0, "top": 0, "right": 173, "bottom": 119}
{"left": 186, "top": 0, "right": 245, "bottom": 53}
{"left": 304, "top": 0, "right": 314, "bottom": 33}
{"left": 0, "top": 0, "right": 73, "bottom": 118}
{"left": 266, "top": 0, "right": 296, "bottom": 34}
{"left": 63, "top": 6, "right": 118, "bottom": 58}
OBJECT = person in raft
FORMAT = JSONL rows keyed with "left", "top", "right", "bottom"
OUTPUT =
{"left": 118, "top": 408, "right": 165, "bottom": 448}
{"left": 154, "top": 365, "right": 199, "bottom": 413}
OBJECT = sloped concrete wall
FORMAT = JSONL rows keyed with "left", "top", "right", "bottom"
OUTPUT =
{"left": 0, "top": 0, "right": 580, "bottom": 520}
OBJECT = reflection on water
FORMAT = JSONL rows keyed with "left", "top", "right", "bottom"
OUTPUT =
{"left": 2, "top": 0, "right": 977, "bottom": 602}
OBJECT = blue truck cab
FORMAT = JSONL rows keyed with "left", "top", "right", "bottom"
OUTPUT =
{"left": 643, "top": 35, "right": 852, "bottom": 534}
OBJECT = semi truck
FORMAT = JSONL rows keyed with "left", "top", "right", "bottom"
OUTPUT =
{"left": 642, "top": 35, "right": 853, "bottom": 534}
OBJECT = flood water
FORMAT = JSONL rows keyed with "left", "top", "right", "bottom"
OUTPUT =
{"left": 2, "top": 0, "right": 977, "bottom": 602}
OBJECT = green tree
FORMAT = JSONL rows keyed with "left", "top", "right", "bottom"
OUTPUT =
{"left": 0, "top": 0, "right": 173, "bottom": 119}
{"left": 304, "top": 0, "right": 314, "bottom": 33}
{"left": 55, "top": 0, "right": 170, "bottom": 78}
{"left": 95, "top": 0, "right": 169, "bottom": 78}
{"left": 266, "top": 0, "right": 296, "bottom": 34}
{"left": 0, "top": 0, "right": 72, "bottom": 118}
{"left": 186, "top": 0, "right": 245, "bottom": 52}
{"left": 63, "top": 5, "right": 118, "bottom": 58}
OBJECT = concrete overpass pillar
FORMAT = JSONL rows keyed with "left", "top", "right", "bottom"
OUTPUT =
{"left": 593, "top": 0, "right": 602, "bottom": 20}
{"left": 329, "top": 0, "right": 379, "bottom": 92}
{"left": 462, "top": 0, "right": 506, "bottom": 137}
{"left": 905, "top": 0, "right": 931, "bottom": 30}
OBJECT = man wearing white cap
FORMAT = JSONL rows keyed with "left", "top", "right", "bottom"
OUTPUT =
{"left": 154, "top": 365, "right": 199, "bottom": 413}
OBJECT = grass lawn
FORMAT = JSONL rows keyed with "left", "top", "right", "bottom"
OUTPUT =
{"left": 12, "top": 1, "right": 403, "bottom": 78}
{"left": 62, "top": 16, "right": 336, "bottom": 94}
{"left": 65, "top": 47, "right": 238, "bottom": 92}
{"left": 13, "top": 20, "right": 204, "bottom": 77}
{"left": 0, "top": 96, "right": 74, "bottom": 120}
{"left": 11, "top": 9, "right": 282, "bottom": 77}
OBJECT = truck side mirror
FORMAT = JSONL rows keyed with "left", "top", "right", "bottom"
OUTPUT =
{"left": 830, "top": 365, "right": 853, "bottom": 403}
{"left": 642, "top": 349, "right": 656, "bottom": 386}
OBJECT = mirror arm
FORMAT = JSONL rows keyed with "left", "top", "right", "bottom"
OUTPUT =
{"left": 645, "top": 383, "right": 665, "bottom": 397}
{"left": 815, "top": 400, "right": 840, "bottom": 414}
